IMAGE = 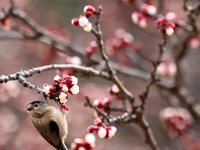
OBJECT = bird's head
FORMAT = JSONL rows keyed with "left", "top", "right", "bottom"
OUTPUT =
{"left": 26, "top": 100, "right": 48, "bottom": 118}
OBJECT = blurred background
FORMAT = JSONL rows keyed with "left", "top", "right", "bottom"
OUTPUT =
{"left": 0, "top": 0, "right": 200, "bottom": 150}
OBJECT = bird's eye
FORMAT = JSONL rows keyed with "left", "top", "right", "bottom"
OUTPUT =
{"left": 35, "top": 104, "right": 38, "bottom": 108}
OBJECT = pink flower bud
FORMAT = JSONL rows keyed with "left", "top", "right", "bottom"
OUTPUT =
{"left": 106, "top": 126, "right": 117, "bottom": 139}
{"left": 90, "top": 41, "right": 98, "bottom": 49}
{"left": 97, "top": 127, "right": 107, "bottom": 138}
{"left": 165, "top": 26, "right": 174, "bottom": 36}
{"left": 1, "top": 18, "right": 11, "bottom": 31}
{"left": 84, "top": 5, "right": 96, "bottom": 17}
{"left": 85, "top": 41, "right": 97, "bottom": 57}
{"left": 54, "top": 75, "right": 62, "bottom": 83}
{"left": 93, "top": 99, "right": 103, "bottom": 108}
{"left": 85, "top": 11, "right": 93, "bottom": 18}
{"left": 94, "top": 117, "right": 103, "bottom": 126}
{"left": 111, "top": 84, "right": 119, "bottom": 94}
{"left": 102, "top": 97, "right": 111, "bottom": 106}
{"left": 131, "top": 12, "right": 139, "bottom": 24}
{"left": 62, "top": 76, "right": 78, "bottom": 86}
{"left": 189, "top": 38, "right": 199, "bottom": 49}
{"left": 87, "top": 125, "right": 98, "bottom": 133}
{"left": 71, "top": 18, "right": 79, "bottom": 26}
{"left": 43, "top": 84, "right": 55, "bottom": 94}
{"left": 168, "top": 63, "right": 177, "bottom": 77}
{"left": 61, "top": 103, "right": 69, "bottom": 112}
{"left": 84, "top": 5, "right": 96, "bottom": 13}
{"left": 66, "top": 56, "right": 82, "bottom": 65}
{"left": 79, "top": 16, "right": 89, "bottom": 27}
{"left": 59, "top": 92, "right": 68, "bottom": 103}
{"left": 59, "top": 84, "right": 69, "bottom": 92}
{"left": 156, "top": 63, "right": 167, "bottom": 76}
{"left": 83, "top": 22, "right": 92, "bottom": 32}
{"left": 86, "top": 47, "right": 94, "bottom": 57}
{"left": 147, "top": 5, "right": 157, "bottom": 15}
{"left": 139, "top": 18, "right": 148, "bottom": 28}
{"left": 78, "top": 147, "right": 86, "bottom": 150}
{"left": 85, "top": 133, "right": 96, "bottom": 146}
{"left": 74, "top": 138, "right": 84, "bottom": 144}
{"left": 69, "top": 85, "right": 80, "bottom": 95}
{"left": 166, "top": 12, "right": 176, "bottom": 21}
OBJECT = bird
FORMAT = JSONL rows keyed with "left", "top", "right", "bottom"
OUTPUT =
{"left": 26, "top": 100, "right": 68, "bottom": 150}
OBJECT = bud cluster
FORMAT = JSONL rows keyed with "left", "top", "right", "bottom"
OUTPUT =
{"left": 86, "top": 41, "right": 98, "bottom": 57}
{"left": 70, "top": 133, "right": 96, "bottom": 150}
{"left": 43, "top": 75, "right": 79, "bottom": 111}
{"left": 156, "top": 12, "right": 176, "bottom": 36}
{"left": 71, "top": 5, "right": 96, "bottom": 32}
{"left": 131, "top": 3, "right": 157, "bottom": 28}
{"left": 93, "top": 97, "right": 111, "bottom": 113}
{"left": 87, "top": 117, "right": 117, "bottom": 139}
{"left": 160, "top": 107, "right": 193, "bottom": 138}
{"left": 106, "top": 29, "right": 134, "bottom": 55}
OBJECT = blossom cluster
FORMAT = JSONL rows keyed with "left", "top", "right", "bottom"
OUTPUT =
{"left": 87, "top": 117, "right": 117, "bottom": 139}
{"left": 160, "top": 107, "right": 193, "bottom": 138}
{"left": 156, "top": 12, "right": 176, "bottom": 36}
{"left": 70, "top": 133, "right": 96, "bottom": 150}
{"left": 71, "top": 5, "right": 97, "bottom": 32}
{"left": 93, "top": 97, "right": 111, "bottom": 114}
{"left": 43, "top": 75, "right": 79, "bottom": 111}
{"left": 106, "top": 29, "right": 134, "bottom": 55}
{"left": 131, "top": 3, "right": 157, "bottom": 28}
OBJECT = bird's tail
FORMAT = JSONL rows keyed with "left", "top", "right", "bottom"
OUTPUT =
{"left": 59, "top": 141, "right": 68, "bottom": 150}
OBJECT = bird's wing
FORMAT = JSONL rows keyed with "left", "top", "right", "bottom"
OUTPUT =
{"left": 49, "top": 120, "right": 68, "bottom": 150}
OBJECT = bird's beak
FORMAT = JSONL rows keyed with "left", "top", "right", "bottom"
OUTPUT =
{"left": 26, "top": 104, "right": 33, "bottom": 111}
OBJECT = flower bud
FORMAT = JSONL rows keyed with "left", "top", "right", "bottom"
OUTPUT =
{"left": 87, "top": 125, "right": 98, "bottom": 133}
{"left": 61, "top": 103, "right": 69, "bottom": 112}
{"left": 102, "top": 97, "right": 111, "bottom": 106}
{"left": 62, "top": 76, "right": 78, "bottom": 86}
{"left": 59, "top": 92, "right": 68, "bottom": 103}
{"left": 59, "top": 84, "right": 68, "bottom": 92}
{"left": 43, "top": 84, "right": 55, "bottom": 94}
{"left": 146, "top": 5, "right": 157, "bottom": 15}
{"left": 166, "top": 12, "right": 176, "bottom": 21}
{"left": 85, "top": 133, "right": 96, "bottom": 145}
{"left": 94, "top": 117, "right": 103, "bottom": 126}
{"left": 54, "top": 75, "right": 62, "bottom": 83}
{"left": 83, "top": 22, "right": 92, "bottom": 32}
{"left": 84, "top": 5, "right": 96, "bottom": 13}
{"left": 69, "top": 85, "right": 80, "bottom": 95}
{"left": 93, "top": 99, "right": 103, "bottom": 108}
{"left": 131, "top": 12, "right": 139, "bottom": 24}
{"left": 139, "top": 18, "right": 148, "bottom": 28}
{"left": 71, "top": 18, "right": 79, "bottom": 26}
{"left": 165, "top": 26, "right": 174, "bottom": 36}
{"left": 97, "top": 127, "right": 107, "bottom": 138}
{"left": 106, "top": 126, "right": 117, "bottom": 139}
{"left": 111, "top": 84, "right": 119, "bottom": 94}
{"left": 79, "top": 16, "right": 89, "bottom": 27}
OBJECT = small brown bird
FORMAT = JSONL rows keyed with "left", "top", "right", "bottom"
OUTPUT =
{"left": 26, "top": 101, "right": 68, "bottom": 150}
